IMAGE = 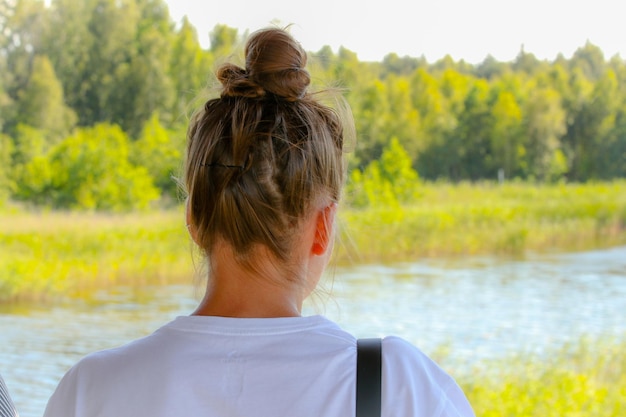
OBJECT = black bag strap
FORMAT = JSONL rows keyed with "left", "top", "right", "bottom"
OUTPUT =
{"left": 356, "top": 338, "right": 382, "bottom": 417}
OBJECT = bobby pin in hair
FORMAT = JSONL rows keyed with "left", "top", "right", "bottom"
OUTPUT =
{"left": 201, "top": 163, "right": 244, "bottom": 170}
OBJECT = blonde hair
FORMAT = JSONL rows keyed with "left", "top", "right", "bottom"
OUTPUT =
{"left": 185, "top": 27, "right": 350, "bottom": 267}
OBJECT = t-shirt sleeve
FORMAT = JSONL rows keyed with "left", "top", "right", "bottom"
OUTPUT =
{"left": 43, "top": 362, "right": 81, "bottom": 417}
{"left": 381, "top": 336, "right": 475, "bottom": 417}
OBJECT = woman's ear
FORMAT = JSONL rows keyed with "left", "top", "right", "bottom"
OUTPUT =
{"left": 311, "top": 203, "right": 337, "bottom": 256}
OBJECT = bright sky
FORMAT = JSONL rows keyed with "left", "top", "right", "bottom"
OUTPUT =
{"left": 166, "top": 0, "right": 626, "bottom": 64}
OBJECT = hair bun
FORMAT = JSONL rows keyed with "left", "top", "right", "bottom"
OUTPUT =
{"left": 243, "top": 28, "right": 311, "bottom": 101}
{"left": 217, "top": 64, "right": 266, "bottom": 99}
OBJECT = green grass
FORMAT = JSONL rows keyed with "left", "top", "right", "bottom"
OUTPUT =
{"left": 337, "top": 180, "right": 626, "bottom": 262}
{"left": 0, "top": 209, "right": 194, "bottom": 301}
{"left": 1, "top": 180, "right": 626, "bottom": 301}
{"left": 457, "top": 336, "right": 626, "bottom": 417}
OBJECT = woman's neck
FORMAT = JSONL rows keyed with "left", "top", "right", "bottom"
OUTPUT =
{"left": 192, "top": 243, "right": 307, "bottom": 318}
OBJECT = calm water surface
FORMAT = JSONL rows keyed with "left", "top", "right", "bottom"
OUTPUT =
{"left": 2, "top": 245, "right": 625, "bottom": 417}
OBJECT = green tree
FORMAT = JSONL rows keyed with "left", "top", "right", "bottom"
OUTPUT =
{"left": 381, "top": 52, "right": 425, "bottom": 77}
{"left": 21, "top": 123, "right": 160, "bottom": 210}
{"left": 0, "top": 0, "right": 48, "bottom": 132}
{"left": 410, "top": 68, "right": 447, "bottom": 143}
{"left": 209, "top": 23, "right": 240, "bottom": 56}
{"left": 44, "top": 0, "right": 175, "bottom": 134}
{"left": 0, "top": 76, "right": 10, "bottom": 133}
{"left": 415, "top": 69, "right": 473, "bottom": 180}
{"left": 352, "top": 79, "right": 390, "bottom": 167}
{"left": 168, "top": 16, "right": 213, "bottom": 124}
{"left": 439, "top": 68, "right": 473, "bottom": 116}
{"left": 346, "top": 164, "right": 395, "bottom": 208}
{"left": 310, "top": 45, "right": 336, "bottom": 76}
{"left": 385, "top": 76, "right": 422, "bottom": 160}
{"left": 333, "top": 46, "right": 365, "bottom": 89}
{"left": 511, "top": 46, "right": 545, "bottom": 75}
{"left": 0, "top": 2, "right": 9, "bottom": 131}
{"left": 475, "top": 54, "right": 509, "bottom": 80}
{"left": 346, "top": 137, "right": 419, "bottom": 207}
{"left": 563, "top": 68, "right": 617, "bottom": 180}
{"left": 409, "top": 68, "right": 459, "bottom": 178}
{"left": 15, "top": 55, "right": 76, "bottom": 136}
{"left": 131, "top": 113, "right": 184, "bottom": 201}
{"left": 490, "top": 90, "right": 524, "bottom": 179}
{"left": 378, "top": 137, "right": 420, "bottom": 202}
{"left": 105, "top": 0, "right": 175, "bottom": 135}
{"left": 11, "top": 124, "right": 55, "bottom": 205}
{"left": 523, "top": 86, "right": 567, "bottom": 181}
{"left": 569, "top": 41, "right": 606, "bottom": 81}
{"left": 584, "top": 69, "right": 623, "bottom": 179}
{"left": 0, "top": 133, "right": 14, "bottom": 203}
{"left": 10, "top": 124, "right": 47, "bottom": 166}
{"left": 44, "top": 0, "right": 139, "bottom": 127}
{"left": 599, "top": 59, "right": 626, "bottom": 178}
{"left": 599, "top": 107, "right": 626, "bottom": 178}
{"left": 454, "top": 80, "right": 493, "bottom": 179}
{"left": 43, "top": 0, "right": 96, "bottom": 120}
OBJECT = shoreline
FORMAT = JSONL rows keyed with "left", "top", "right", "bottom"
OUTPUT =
{"left": 2, "top": 181, "right": 626, "bottom": 301}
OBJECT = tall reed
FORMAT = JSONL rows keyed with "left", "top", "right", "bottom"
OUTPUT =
{"left": 0, "top": 209, "right": 193, "bottom": 301}
{"left": 336, "top": 180, "right": 626, "bottom": 263}
{"left": 458, "top": 336, "right": 626, "bottom": 417}
{"left": 2, "top": 181, "right": 625, "bottom": 301}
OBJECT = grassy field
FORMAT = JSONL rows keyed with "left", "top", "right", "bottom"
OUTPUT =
{"left": 0, "top": 208, "right": 193, "bottom": 301}
{"left": 337, "top": 180, "right": 626, "bottom": 262}
{"left": 457, "top": 336, "right": 626, "bottom": 417}
{"left": 1, "top": 180, "right": 625, "bottom": 301}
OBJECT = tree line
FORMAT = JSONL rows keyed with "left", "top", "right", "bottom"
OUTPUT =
{"left": 1, "top": 0, "right": 625, "bottom": 210}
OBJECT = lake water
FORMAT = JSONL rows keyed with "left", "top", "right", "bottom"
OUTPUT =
{"left": 2, "top": 245, "right": 625, "bottom": 417}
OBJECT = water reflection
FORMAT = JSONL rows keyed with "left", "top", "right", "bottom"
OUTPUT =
{"left": 1, "top": 246, "right": 625, "bottom": 417}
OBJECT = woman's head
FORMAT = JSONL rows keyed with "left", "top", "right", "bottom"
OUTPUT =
{"left": 184, "top": 27, "right": 349, "bottom": 269}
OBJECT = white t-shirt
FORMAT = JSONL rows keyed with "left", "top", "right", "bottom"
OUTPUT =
{"left": 44, "top": 315, "right": 474, "bottom": 417}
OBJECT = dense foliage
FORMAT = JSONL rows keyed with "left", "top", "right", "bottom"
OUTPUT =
{"left": 1, "top": 0, "right": 625, "bottom": 210}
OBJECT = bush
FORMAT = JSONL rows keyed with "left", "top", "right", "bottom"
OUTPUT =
{"left": 17, "top": 123, "right": 159, "bottom": 211}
